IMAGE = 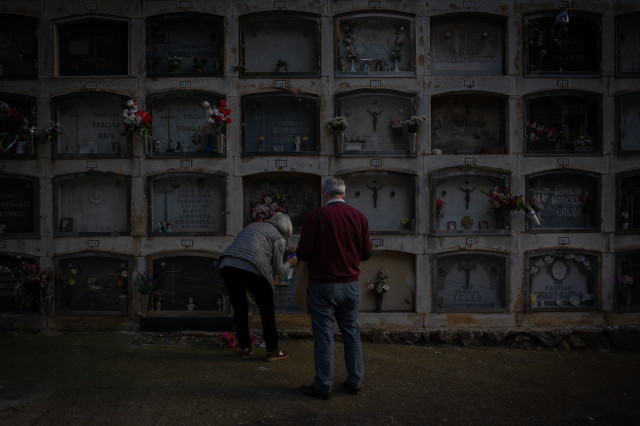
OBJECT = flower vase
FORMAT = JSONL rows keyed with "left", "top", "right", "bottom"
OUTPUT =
{"left": 140, "top": 294, "right": 149, "bottom": 315}
{"left": 374, "top": 293, "right": 383, "bottom": 313}
{"left": 394, "top": 59, "right": 400, "bottom": 72}
{"left": 138, "top": 134, "right": 151, "bottom": 155}
{"left": 215, "top": 134, "right": 225, "bottom": 154}
{"left": 408, "top": 132, "right": 417, "bottom": 154}
{"left": 335, "top": 134, "right": 344, "bottom": 155}
{"left": 350, "top": 59, "right": 356, "bottom": 72}
{"left": 206, "top": 133, "right": 214, "bottom": 152}
{"left": 526, "top": 210, "right": 540, "bottom": 226}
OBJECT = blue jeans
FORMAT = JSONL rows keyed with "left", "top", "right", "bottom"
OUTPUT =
{"left": 306, "top": 281, "right": 364, "bottom": 392}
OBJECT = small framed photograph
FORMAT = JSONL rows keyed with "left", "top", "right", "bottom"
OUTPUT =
{"left": 478, "top": 221, "right": 488, "bottom": 230}
{"left": 15, "top": 139, "right": 28, "bottom": 154}
{"left": 59, "top": 217, "right": 73, "bottom": 232}
{"left": 447, "top": 221, "right": 457, "bottom": 230}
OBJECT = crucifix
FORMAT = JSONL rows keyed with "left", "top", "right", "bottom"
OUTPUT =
{"left": 458, "top": 184, "right": 476, "bottom": 210}
{"left": 163, "top": 262, "right": 182, "bottom": 308}
{"left": 159, "top": 106, "right": 177, "bottom": 149}
{"left": 366, "top": 109, "right": 383, "bottom": 131}
{"left": 366, "top": 181, "right": 384, "bottom": 208}
{"left": 68, "top": 106, "right": 84, "bottom": 152}
{"left": 153, "top": 30, "right": 178, "bottom": 65}
{"left": 458, "top": 258, "right": 476, "bottom": 289}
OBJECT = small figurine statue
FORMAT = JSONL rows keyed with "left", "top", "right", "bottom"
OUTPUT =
{"left": 295, "top": 136, "right": 301, "bottom": 152}
{"left": 187, "top": 297, "right": 195, "bottom": 311}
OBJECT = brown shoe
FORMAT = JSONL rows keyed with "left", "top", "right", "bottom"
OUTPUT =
{"left": 300, "top": 384, "right": 331, "bottom": 400}
{"left": 265, "top": 349, "right": 288, "bottom": 362}
{"left": 240, "top": 348, "right": 253, "bottom": 360}
{"left": 343, "top": 380, "right": 361, "bottom": 395}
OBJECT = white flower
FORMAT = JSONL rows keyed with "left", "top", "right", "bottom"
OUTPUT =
{"left": 202, "top": 101, "right": 210, "bottom": 108}
{"left": 126, "top": 100, "right": 134, "bottom": 108}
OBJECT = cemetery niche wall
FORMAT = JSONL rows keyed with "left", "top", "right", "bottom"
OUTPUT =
{"left": 615, "top": 250, "right": 640, "bottom": 312}
{"left": 617, "top": 171, "right": 640, "bottom": 233}
{"left": 148, "top": 172, "right": 226, "bottom": 235}
{"left": 54, "top": 173, "right": 130, "bottom": 236}
{"left": 0, "top": 14, "right": 37, "bottom": 79}
{"left": 0, "top": 175, "right": 38, "bottom": 237}
{"left": 524, "top": 91, "right": 601, "bottom": 155}
{"left": 342, "top": 171, "right": 415, "bottom": 233}
{"left": 53, "top": 93, "right": 132, "bottom": 157}
{"left": 430, "top": 13, "right": 505, "bottom": 76}
{"left": 526, "top": 171, "right": 600, "bottom": 232}
{"left": 335, "top": 90, "right": 417, "bottom": 156}
{"left": 0, "top": 253, "right": 39, "bottom": 312}
{"left": 242, "top": 92, "right": 319, "bottom": 155}
{"left": 243, "top": 172, "right": 319, "bottom": 233}
{"left": 150, "top": 254, "right": 228, "bottom": 313}
{"left": 0, "top": 94, "right": 37, "bottom": 157}
{"left": 359, "top": 251, "right": 415, "bottom": 312}
{"left": 430, "top": 168, "right": 513, "bottom": 234}
{"left": 616, "top": 12, "right": 640, "bottom": 77}
{"left": 527, "top": 251, "right": 598, "bottom": 310}
{"left": 617, "top": 92, "right": 640, "bottom": 153}
{"left": 431, "top": 94, "right": 506, "bottom": 155}
{"left": 57, "top": 18, "right": 128, "bottom": 76}
{"left": 148, "top": 91, "right": 225, "bottom": 156}
{"left": 55, "top": 253, "right": 130, "bottom": 314}
{"left": 146, "top": 13, "right": 224, "bottom": 77}
{"left": 432, "top": 251, "right": 507, "bottom": 313}
{"left": 335, "top": 13, "right": 414, "bottom": 77}
{"left": 524, "top": 11, "right": 601, "bottom": 76}
{"left": 240, "top": 12, "right": 320, "bottom": 77}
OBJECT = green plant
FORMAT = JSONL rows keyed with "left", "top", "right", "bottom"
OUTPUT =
{"left": 136, "top": 272, "right": 155, "bottom": 295}
{"left": 400, "top": 218, "right": 410, "bottom": 225}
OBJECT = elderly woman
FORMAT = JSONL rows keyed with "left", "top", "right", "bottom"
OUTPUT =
{"left": 219, "top": 212, "right": 297, "bottom": 361}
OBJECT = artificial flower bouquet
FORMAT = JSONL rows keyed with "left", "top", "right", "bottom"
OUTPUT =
{"left": 367, "top": 267, "right": 391, "bottom": 295}
{"left": 122, "top": 100, "right": 152, "bottom": 137}
{"left": 327, "top": 116, "right": 348, "bottom": 134}
{"left": 202, "top": 100, "right": 232, "bottom": 135}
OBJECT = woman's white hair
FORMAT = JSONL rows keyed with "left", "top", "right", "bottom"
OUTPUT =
{"left": 268, "top": 212, "right": 293, "bottom": 238}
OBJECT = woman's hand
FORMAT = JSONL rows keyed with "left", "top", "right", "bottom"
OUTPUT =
{"left": 288, "top": 254, "right": 298, "bottom": 266}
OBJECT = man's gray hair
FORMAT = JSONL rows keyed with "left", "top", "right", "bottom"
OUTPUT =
{"left": 268, "top": 212, "right": 293, "bottom": 239}
{"left": 322, "top": 177, "right": 346, "bottom": 195}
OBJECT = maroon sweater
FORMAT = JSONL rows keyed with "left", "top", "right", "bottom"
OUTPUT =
{"left": 296, "top": 201, "right": 372, "bottom": 283}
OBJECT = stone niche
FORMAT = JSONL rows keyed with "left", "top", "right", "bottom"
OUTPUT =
{"left": 54, "top": 173, "right": 130, "bottom": 235}
{"left": 151, "top": 254, "right": 227, "bottom": 312}
{"left": 57, "top": 18, "right": 128, "bottom": 76}
{"left": 0, "top": 94, "right": 37, "bottom": 157}
{"left": 242, "top": 93, "right": 319, "bottom": 154}
{"left": 0, "top": 253, "right": 38, "bottom": 311}
{"left": 359, "top": 251, "right": 415, "bottom": 312}
{"left": 342, "top": 172, "right": 415, "bottom": 233}
{"left": 615, "top": 250, "right": 640, "bottom": 312}
{"left": 243, "top": 172, "right": 319, "bottom": 233}
{"left": 148, "top": 91, "right": 224, "bottom": 156}
{"left": 53, "top": 93, "right": 130, "bottom": 158}
{"left": 431, "top": 94, "right": 506, "bottom": 155}
{"left": 0, "top": 175, "right": 38, "bottom": 236}
{"left": 336, "top": 90, "right": 417, "bottom": 155}
{"left": 431, "top": 169, "right": 512, "bottom": 234}
{"left": 526, "top": 171, "right": 600, "bottom": 231}
{"left": 524, "top": 91, "right": 601, "bottom": 155}
{"left": 433, "top": 251, "right": 507, "bottom": 313}
{"left": 146, "top": 13, "right": 224, "bottom": 77}
{"left": 148, "top": 172, "right": 226, "bottom": 235}
{"left": 527, "top": 251, "right": 598, "bottom": 310}
{"left": 616, "top": 12, "right": 640, "bottom": 76}
{"left": 335, "top": 13, "right": 414, "bottom": 77}
{"left": 240, "top": 12, "right": 320, "bottom": 76}
{"left": 617, "top": 92, "right": 640, "bottom": 152}
{"left": 0, "top": 14, "right": 37, "bottom": 78}
{"left": 617, "top": 172, "right": 640, "bottom": 233}
{"left": 56, "top": 253, "right": 130, "bottom": 313}
{"left": 430, "top": 13, "right": 505, "bottom": 76}
{"left": 524, "top": 11, "right": 600, "bottom": 76}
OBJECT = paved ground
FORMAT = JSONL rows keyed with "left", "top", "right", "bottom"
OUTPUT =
{"left": 1, "top": 330, "right": 639, "bottom": 425}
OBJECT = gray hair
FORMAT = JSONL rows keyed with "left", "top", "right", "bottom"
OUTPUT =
{"left": 322, "top": 177, "right": 346, "bottom": 195}
{"left": 268, "top": 212, "right": 293, "bottom": 239}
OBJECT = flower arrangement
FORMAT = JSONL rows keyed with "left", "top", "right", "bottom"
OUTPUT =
{"left": 202, "top": 100, "right": 232, "bottom": 135}
{"left": 367, "top": 267, "right": 391, "bottom": 295}
{"left": 343, "top": 26, "right": 358, "bottom": 60}
{"left": 168, "top": 56, "right": 182, "bottom": 69}
{"left": 436, "top": 198, "right": 446, "bottom": 216}
{"left": 390, "top": 118, "right": 403, "bottom": 132}
{"left": 618, "top": 274, "right": 634, "bottom": 295}
{"left": 155, "top": 221, "right": 174, "bottom": 232}
{"left": 14, "top": 261, "right": 54, "bottom": 309}
{"left": 327, "top": 116, "right": 348, "bottom": 134}
{"left": 218, "top": 332, "right": 237, "bottom": 348}
{"left": 60, "top": 264, "right": 80, "bottom": 286}
{"left": 122, "top": 100, "right": 152, "bottom": 137}
{"left": 528, "top": 196, "right": 544, "bottom": 212}
{"left": 621, "top": 211, "right": 629, "bottom": 223}
{"left": 526, "top": 122, "right": 566, "bottom": 144}
{"left": 482, "top": 187, "right": 528, "bottom": 212}
{"left": 400, "top": 218, "right": 410, "bottom": 225}
{"left": 193, "top": 56, "right": 208, "bottom": 71}
{"left": 276, "top": 59, "right": 288, "bottom": 71}
{"left": 113, "top": 264, "right": 128, "bottom": 287}
{"left": 251, "top": 195, "right": 287, "bottom": 222}
{"left": 46, "top": 121, "right": 62, "bottom": 140}
{"left": 136, "top": 272, "right": 156, "bottom": 295}
{"left": 402, "top": 115, "right": 428, "bottom": 133}
{"left": 390, "top": 26, "right": 405, "bottom": 61}
{"left": 580, "top": 196, "right": 596, "bottom": 214}
{"left": 0, "top": 101, "right": 24, "bottom": 134}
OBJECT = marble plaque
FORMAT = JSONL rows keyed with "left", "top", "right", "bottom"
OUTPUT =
{"left": 57, "top": 255, "right": 129, "bottom": 312}
{"left": 55, "top": 93, "right": 129, "bottom": 156}
{"left": 148, "top": 14, "right": 224, "bottom": 75}
{"left": 0, "top": 254, "right": 38, "bottom": 311}
{"left": 0, "top": 177, "right": 36, "bottom": 235}
{"left": 58, "top": 20, "right": 128, "bottom": 76}
{"left": 527, "top": 173, "right": 598, "bottom": 230}
{"left": 431, "top": 95, "right": 505, "bottom": 154}
{"left": 152, "top": 256, "right": 225, "bottom": 311}
{"left": 0, "top": 15, "right": 37, "bottom": 78}
{"left": 150, "top": 173, "right": 226, "bottom": 234}
{"left": 618, "top": 93, "right": 640, "bottom": 151}
{"left": 528, "top": 253, "right": 597, "bottom": 308}
{"left": 344, "top": 173, "right": 414, "bottom": 232}
{"left": 55, "top": 174, "right": 129, "bottom": 234}
{"left": 336, "top": 16, "right": 413, "bottom": 76}
{"left": 431, "top": 14, "right": 504, "bottom": 75}
{"left": 243, "top": 94, "right": 318, "bottom": 153}
{"left": 434, "top": 253, "right": 506, "bottom": 311}
{"left": 337, "top": 92, "right": 415, "bottom": 153}
{"left": 616, "top": 12, "right": 640, "bottom": 75}
{"left": 525, "top": 12, "right": 600, "bottom": 75}
{"left": 242, "top": 15, "right": 319, "bottom": 75}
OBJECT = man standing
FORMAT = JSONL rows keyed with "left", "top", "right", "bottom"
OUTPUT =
{"left": 296, "top": 177, "right": 372, "bottom": 400}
